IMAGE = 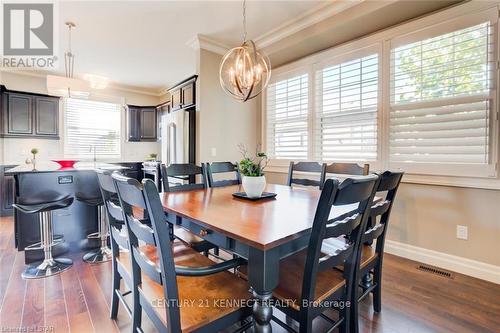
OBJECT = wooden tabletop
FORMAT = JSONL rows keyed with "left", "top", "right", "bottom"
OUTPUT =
{"left": 161, "top": 184, "right": 364, "bottom": 251}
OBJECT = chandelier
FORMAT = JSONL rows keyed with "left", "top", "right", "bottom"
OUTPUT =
{"left": 219, "top": 0, "right": 271, "bottom": 102}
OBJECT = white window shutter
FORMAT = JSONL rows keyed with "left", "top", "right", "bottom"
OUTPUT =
{"left": 266, "top": 74, "right": 309, "bottom": 159}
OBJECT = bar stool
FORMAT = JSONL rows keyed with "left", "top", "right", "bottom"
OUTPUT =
{"left": 13, "top": 192, "right": 74, "bottom": 279}
{"left": 77, "top": 190, "right": 112, "bottom": 264}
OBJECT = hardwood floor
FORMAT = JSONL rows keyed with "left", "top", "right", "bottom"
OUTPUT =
{"left": 0, "top": 216, "right": 499, "bottom": 333}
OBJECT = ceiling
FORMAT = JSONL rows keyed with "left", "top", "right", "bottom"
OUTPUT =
{"left": 29, "top": 0, "right": 463, "bottom": 94}
{"left": 53, "top": 0, "right": 327, "bottom": 92}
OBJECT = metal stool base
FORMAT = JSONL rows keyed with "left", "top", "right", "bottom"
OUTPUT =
{"left": 83, "top": 247, "right": 112, "bottom": 264}
{"left": 22, "top": 257, "right": 73, "bottom": 279}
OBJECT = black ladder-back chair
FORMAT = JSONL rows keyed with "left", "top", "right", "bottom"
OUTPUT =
{"left": 206, "top": 162, "right": 241, "bottom": 187}
{"left": 271, "top": 175, "right": 379, "bottom": 333}
{"left": 96, "top": 169, "right": 141, "bottom": 320}
{"left": 112, "top": 174, "right": 252, "bottom": 333}
{"left": 287, "top": 161, "right": 327, "bottom": 189}
{"left": 351, "top": 170, "right": 403, "bottom": 332}
{"left": 324, "top": 162, "right": 370, "bottom": 176}
{"left": 161, "top": 163, "right": 217, "bottom": 256}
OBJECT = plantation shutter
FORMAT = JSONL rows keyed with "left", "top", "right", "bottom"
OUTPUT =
{"left": 390, "top": 22, "right": 494, "bottom": 166}
{"left": 314, "top": 53, "right": 378, "bottom": 161}
{"left": 64, "top": 98, "right": 122, "bottom": 158}
{"left": 266, "top": 73, "right": 309, "bottom": 159}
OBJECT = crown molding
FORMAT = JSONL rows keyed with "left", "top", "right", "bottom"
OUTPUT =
{"left": 187, "top": 34, "right": 230, "bottom": 56}
{"left": 254, "top": 0, "right": 372, "bottom": 49}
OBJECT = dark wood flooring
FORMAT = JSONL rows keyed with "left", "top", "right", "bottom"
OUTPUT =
{"left": 0, "top": 216, "right": 499, "bottom": 333}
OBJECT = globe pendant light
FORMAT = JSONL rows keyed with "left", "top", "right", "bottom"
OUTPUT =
{"left": 219, "top": 0, "right": 271, "bottom": 102}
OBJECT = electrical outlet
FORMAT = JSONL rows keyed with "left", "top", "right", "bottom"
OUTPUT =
{"left": 211, "top": 148, "right": 217, "bottom": 157}
{"left": 456, "top": 225, "right": 468, "bottom": 240}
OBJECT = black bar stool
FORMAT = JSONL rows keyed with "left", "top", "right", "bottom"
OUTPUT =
{"left": 13, "top": 192, "right": 74, "bottom": 279}
{"left": 77, "top": 185, "right": 112, "bottom": 264}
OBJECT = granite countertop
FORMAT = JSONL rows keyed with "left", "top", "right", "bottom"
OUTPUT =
{"left": 6, "top": 161, "right": 131, "bottom": 174}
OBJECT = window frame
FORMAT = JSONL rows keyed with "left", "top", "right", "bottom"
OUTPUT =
{"left": 262, "top": 3, "right": 500, "bottom": 186}
{"left": 63, "top": 97, "right": 123, "bottom": 160}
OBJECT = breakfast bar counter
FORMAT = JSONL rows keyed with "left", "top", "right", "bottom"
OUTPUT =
{"left": 7, "top": 161, "right": 129, "bottom": 263}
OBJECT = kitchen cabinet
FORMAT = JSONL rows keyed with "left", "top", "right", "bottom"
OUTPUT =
{"left": 168, "top": 75, "right": 197, "bottom": 111}
{"left": 156, "top": 102, "right": 170, "bottom": 141}
{"left": 0, "top": 88, "right": 59, "bottom": 139}
{"left": 127, "top": 106, "right": 157, "bottom": 142}
{"left": 0, "top": 165, "right": 15, "bottom": 217}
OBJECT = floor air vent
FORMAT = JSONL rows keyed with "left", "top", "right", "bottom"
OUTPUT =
{"left": 417, "top": 265, "right": 454, "bottom": 279}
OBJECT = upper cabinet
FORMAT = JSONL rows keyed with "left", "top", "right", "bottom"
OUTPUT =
{"left": 169, "top": 75, "right": 197, "bottom": 111}
{"left": 0, "top": 88, "right": 60, "bottom": 139}
{"left": 127, "top": 106, "right": 157, "bottom": 142}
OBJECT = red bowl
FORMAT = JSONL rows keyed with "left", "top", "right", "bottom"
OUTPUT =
{"left": 52, "top": 160, "right": 78, "bottom": 168}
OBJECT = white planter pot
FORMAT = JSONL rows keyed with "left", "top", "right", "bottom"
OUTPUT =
{"left": 242, "top": 175, "right": 266, "bottom": 198}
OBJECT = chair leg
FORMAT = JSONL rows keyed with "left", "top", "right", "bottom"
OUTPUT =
{"left": 132, "top": 292, "right": 142, "bottom": 333}
{"left": 298, "top": 318, "right": 312, "bottom": 333}
{"left": 213, "top": 246, "right": 219, "bottom": 256}
{"left": 110, "top": 261, "right": 120, "bottom": 319}
{"left": 373, "top": 267, "right": 382, "bottom": 312}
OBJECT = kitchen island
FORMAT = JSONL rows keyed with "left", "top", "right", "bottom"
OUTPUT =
{"left": 6, "top": 161, "right": 130, "bottom": 263}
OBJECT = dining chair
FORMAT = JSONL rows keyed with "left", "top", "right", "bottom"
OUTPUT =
{"left": 112, "top": 173, "right": 252, "bottom": 333}
{"left": 161, "top": 163, "right": 218, "bottom": 256}
{"left": 95, "top": 169, "right": 138, "bottom": 320}
{"left": 270, "top": 175, "right": 379, "bottom": 333}
{"left": 350, "top": 170, "right": 404, "bottom": 332}
{"left": 324, "top": 162, "right": 370, "bottom": 176}
{"left": 206, "top": 161, "right": 241, "bottom": 187}
{"left": 287, "top": 161, "right": 327, "bottom": 189}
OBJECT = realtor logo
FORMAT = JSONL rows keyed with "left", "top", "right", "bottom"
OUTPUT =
{"left": 3, "top": 3, "right": 53, "bottom": 56}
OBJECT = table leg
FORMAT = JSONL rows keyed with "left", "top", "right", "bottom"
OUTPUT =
{"left": 248, "top": 247, "right": 280, "bottom": 333}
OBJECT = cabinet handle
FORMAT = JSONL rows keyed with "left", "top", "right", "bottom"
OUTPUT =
{"left": 199, "top": 229, "right": 211, "bottom": 237}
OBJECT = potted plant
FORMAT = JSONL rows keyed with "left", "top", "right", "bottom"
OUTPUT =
{"left": 238, "top": 144, "right": 268, "bottom": 198}
{"left": 145, "top": 153, "right": 158, "bottom": 161}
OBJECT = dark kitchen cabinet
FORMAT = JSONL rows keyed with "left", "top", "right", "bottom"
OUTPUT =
{"left": 35, "top": 97, "right": 59, "bottom": 136}
{"left": 6, "top": 93, "right": 33, "bottom": 135}
{"left": 0, "top": 165, "right": 15, "bottom": 217}
{"left": 181, "top": 83, "right": 195, "bottom": 108}
{"left": 140, "top": 108, "right": 157, "bottom": 140}
{"left": 0, "top": 88, "right": 59, "bottom": 139}
{"left": 127, "top": 106, "right": 157, "bottom": 142}
{"left": 168, "top": 75, "right": 197, "bottom": 111}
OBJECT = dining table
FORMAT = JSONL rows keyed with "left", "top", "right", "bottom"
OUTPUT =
{"left": 160, "top": 183, "right": 369, "bottom": 333}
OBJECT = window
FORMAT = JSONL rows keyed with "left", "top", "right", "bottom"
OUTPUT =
{"left": 266, "top": 73, "right": 309, "bottom": 159}
{"left": 315, "top": 53, "right": 378, "bottom": 161}
{"left": 390, "top": 22, "right": 494, "bottom": 171}
{"left": 263, "top": 6, "right": 498, "bottom": 180}
{"left": 64, "top": 98, "right": 122, "bottom": 158}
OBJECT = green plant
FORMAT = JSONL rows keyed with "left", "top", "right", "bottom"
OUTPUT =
{"left": 238, "top": 144, "right": 268, "bottom": 177}
{"left": 30, "top": 148, "right": 38, "bottom": 159}
{"left": 146, "top": 153, "right": 158, "bottom": 161}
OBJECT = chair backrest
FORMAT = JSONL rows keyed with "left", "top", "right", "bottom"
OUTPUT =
{"left": 287, "top": 161, "right": 326, "bottom": 189}
{"left": 206, "top": 162, "right": 241, "bottom": 187}
{"left": 362, "top": 170, "right": 404, "bottom": 254}
{"left": 301, "top": 175, "right": 379, "bottom": 311}
{"left": 112, "top": 173, "right": 182, "bottom": 331}
{"left": 95, "top": 169, "right": 129, "bottom": 252}
{"left": 325, "top": 162, "right": 370, "bottom": 176}
{"left": 161, "top": 163, "right": 207, "bottom": 192}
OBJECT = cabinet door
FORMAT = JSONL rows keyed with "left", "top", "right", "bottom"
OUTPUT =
{"left": 128, "top": 107, "right": 141, "bottom": 141}
{"left": 3, "top": 175, "right": 14, "bottom": 210}
{"left": 140, "top": 108, "right": 157, "bottom": 140}
{"left": 35, "top": 97, "right": 59, "bottom": 136}
{"left": 7, "top": 93, "right": 33, "bottom": 135}
{"left": 181, "top": 83, "right": 195, "bottom": 108}
{"left": 171, "top": 89, "right": 182, "bottom": 110}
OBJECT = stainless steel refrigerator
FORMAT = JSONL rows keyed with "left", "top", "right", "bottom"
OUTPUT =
{"left": 160, "top": 108, "right": 195, "bottom": 166}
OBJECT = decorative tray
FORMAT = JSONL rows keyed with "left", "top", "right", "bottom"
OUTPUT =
{"left": 232, "top": 192, "right": 277, "bottom": 201}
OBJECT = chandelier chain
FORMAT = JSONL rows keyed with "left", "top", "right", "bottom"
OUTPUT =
{"left": 242, "top": 0, "right": 247, "bottom": 42}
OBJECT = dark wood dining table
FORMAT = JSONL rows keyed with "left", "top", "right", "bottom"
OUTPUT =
{"left": 160, "top": 183, "right": 365, "bottom": 333}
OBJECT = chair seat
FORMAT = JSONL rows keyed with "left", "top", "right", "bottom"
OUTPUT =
{"left": 359, "top": 244, "right": 378, "bottom": 268}
{"left": 117, "top": 241, "right": 251, "bottom": 332}
{"left": 13, "top": 195, "right": 74, "bottom": 214}
{"left": 239, "top": 249, "right": 346, "bottom": 311}
{"left": 76, "top": 192, "right": 104, "bottom": 206}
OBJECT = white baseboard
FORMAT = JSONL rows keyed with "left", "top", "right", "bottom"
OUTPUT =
{"left": 385, "top": 240, "right": 500, "bottom": 285}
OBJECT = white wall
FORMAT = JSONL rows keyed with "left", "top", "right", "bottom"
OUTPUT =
{"left": 195, "top": 49, "right": 259, "bottom": 164}
{"left": 0, "top": 72, "right": 161, "bottom": 165}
